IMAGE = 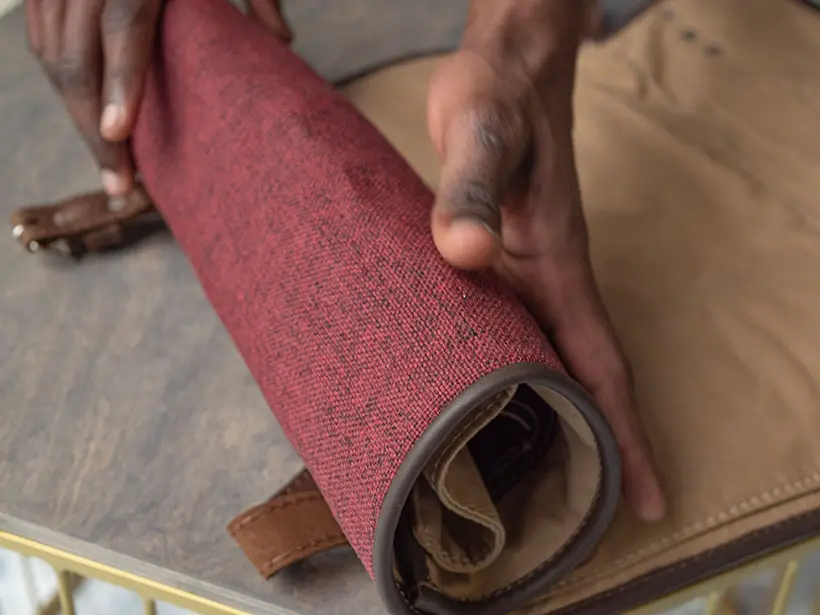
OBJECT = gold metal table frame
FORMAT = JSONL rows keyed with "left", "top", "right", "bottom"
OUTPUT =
{"left": 3, "top": 529, "right": 820, "bottom": 615}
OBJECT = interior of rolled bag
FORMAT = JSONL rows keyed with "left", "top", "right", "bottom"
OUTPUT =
{"left": 341, "top": 0, "right": 820, "bottom": 606}
{"left": 409, "top": 385, "right": 602, "bottom": 599}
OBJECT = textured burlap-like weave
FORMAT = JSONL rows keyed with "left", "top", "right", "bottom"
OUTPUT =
{"left": 131, "top": 0, "right": 563, "bottom": 576}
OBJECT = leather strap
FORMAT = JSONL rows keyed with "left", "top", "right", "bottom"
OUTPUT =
{"left": 227, "top": 470, "right": 350, "bottom": 578}
{"left": 9, "top": 187, "right": 157, "bottom": 257}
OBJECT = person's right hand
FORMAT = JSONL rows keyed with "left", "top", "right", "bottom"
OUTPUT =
{"left": 25, "top": 0, "right": 291, "bottom": 198}
{"left": 428, "top": 0, "right": 665, "bottom": 522}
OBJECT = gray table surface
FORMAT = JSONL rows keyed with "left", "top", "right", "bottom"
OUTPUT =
{"left": 0, "top": 2, "right": 467, "bottom": 614}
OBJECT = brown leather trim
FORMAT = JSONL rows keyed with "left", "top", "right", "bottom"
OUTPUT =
{"left": 555, "top": 509, "right": 820, "bottom": 615}
{"left": 9, "top": 187, "right": 156, "bottom": 257}
{"left": 227, "top": 470, "right": 349, "bottom": 578}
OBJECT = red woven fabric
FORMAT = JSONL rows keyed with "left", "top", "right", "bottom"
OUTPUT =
{"left": 132, "top": 0, "right": 563, "bottom": 575}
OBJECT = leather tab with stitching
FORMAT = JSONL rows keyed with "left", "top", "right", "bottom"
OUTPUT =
{"left": 228, "top": 470, "right": 349, "bottom": 578}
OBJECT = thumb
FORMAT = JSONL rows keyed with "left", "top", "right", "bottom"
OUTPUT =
{"left": 247, "top": 0, "right": 292, "bottom": 42}
{"left": 428, "top": 58, "right": 530, "bottom": 270}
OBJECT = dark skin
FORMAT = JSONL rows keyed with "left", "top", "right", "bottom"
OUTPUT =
{"left": 25, "top": 0, "right": 666, "bottom": 522}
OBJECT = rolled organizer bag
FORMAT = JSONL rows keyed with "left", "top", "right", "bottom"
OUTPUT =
{"left": 14, "top": 0, "right": 820, "bottom": 613}
{"left": 127, "top": 0, "right": 621, "bottom": 614}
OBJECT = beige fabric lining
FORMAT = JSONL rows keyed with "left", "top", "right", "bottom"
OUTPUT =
{"left": 413, "top": 387, "right": 515, "bottom": 573}
{"left": 412, "top": 386, "right": 602, "bottom": 600}
{"left": 341, "top": 0, "right": 820, "bottom": 609}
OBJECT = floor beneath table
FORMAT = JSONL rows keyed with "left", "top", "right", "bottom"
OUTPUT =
{"left": 3, "top": 545, "right": 820, "bottom": 615}
{"left": 0, "top": 547, "right": 193, "bottom": 615}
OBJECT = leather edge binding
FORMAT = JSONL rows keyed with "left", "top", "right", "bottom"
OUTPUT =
{"left": 373, "top": 362, "right": 623, "bottom": 615}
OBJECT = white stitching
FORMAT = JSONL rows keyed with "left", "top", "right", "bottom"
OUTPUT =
{"left": 547, "top": 469, "right": 820, "bottom": 594}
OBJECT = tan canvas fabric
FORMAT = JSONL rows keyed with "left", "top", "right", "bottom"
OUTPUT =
{"left": 342, "top": 0, "right": 820, "bottom": 609}
{"left": 413, "top": 388, "right": 516, "bottom": 575}
{"left": 413, "top": 385, "right": 603, "bottom": 598}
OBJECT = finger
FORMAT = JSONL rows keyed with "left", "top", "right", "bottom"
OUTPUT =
{"left": 38, "top": 0, "right": 65, "bottom": 62}
{"left": 100, "top": 0, "right": 162, "bottom": 142}
{"left": 558, "top": 292, "right": 665, "bottom": 522}
{"left": 58, "top": 0, "right": 134, "bottom": 195}
{"left": 521, "top": 255, "right": 666, "bottom": 522}
{"left": 432, "top": 100, "right": 528, "bottom": 271}
{"left": 505, "top": 95, "right": 665, "bottom": 520}
{"left": 25, "top": 0, "right": 44, "bottom": 57}
{"left": 247, "top": 0, "right": 292, "bottom": 42}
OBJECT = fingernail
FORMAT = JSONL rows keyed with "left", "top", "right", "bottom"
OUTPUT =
{"left": 452, "top": 215, "right": 500, "bottom": 238}
{"left": 100, "top": 104, "right": 124, "bottom": 137}
{"left": 101, "top": 170, "right": 129, "bottom": 197}
{"left": 434, "top": 216, "right": 501, "bottom": 270}
{"left": 639, "top": 483, "right": 667, "bottom": 523}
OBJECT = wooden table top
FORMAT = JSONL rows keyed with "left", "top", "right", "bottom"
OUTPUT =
{"left": 0, "top": 3, "right": 465, "bottom": 614}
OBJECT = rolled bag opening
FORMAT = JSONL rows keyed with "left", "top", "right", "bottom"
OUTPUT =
{"left": 131, "top": 1, "right": 621, "bottom": 614}
{"left": 375, "top": 366, "right": 621, "bottom": 615}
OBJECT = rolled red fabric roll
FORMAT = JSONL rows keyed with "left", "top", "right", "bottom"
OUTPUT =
{"left": 132, "top": 0, "right": 621, "bottom": 613}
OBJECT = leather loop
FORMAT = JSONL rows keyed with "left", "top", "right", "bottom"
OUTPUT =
{"left": 227, "top": 470, "right": 349, "bottom": 578}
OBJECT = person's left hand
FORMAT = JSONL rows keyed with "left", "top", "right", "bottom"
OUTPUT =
{"left": 24, "top": 0, "right": 289, "bottom": 200}
{"left": 427, "top": 0, "right": 666, "bottom": 522}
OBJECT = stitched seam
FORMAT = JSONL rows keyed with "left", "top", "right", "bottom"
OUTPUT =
{"left": 433, "top": 491, "right": 503, "bottom": 564}
{"left": 415, "top": 528, "right": 474, "bottom": 567}
{"left": 418, "top": 413, "right": 607, "bottom": 602}
{"left": 428, "top": 503, "right": 502, "bottom": 565}
{"left": 421, "top": 388, "right": 513, "bottom": 568}
{"left": 259, "top": 534, "right": 347, "bottom": 574}
{"left": 414, "top": 527, "right": 490, "bottom": 568}
{"left": 398, "top": 584, "right": 423, "bottom": 615}
{"left": 538, "top": 508, "right": 820, "bottom": 610}
{"left": 550, "top": 469, "right": 820, "bottom": 594}
{"left": 229, "top": 493, "right": 330, "bottom": 530}
{"left": 417, "top": 467, "right": 605, "bottom": 603}
{"left": 430, "top": 389, "right": 511, "bottom": 478}
{"left": 431, "top": 389, "right": 512, "bottom": 526}
{"left": 457, "top": 456, "right": 605, "bottom": 602}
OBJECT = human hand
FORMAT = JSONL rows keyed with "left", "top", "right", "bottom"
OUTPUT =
{"left": 428, "top": 0, "right": 666, "bottom": 522}
{"left": 24, "top": 0, "right": 290, "bottom": 198}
